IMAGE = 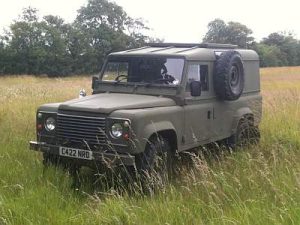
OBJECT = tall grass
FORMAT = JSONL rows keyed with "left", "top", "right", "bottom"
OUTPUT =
{"left": 0, "top": 67, "right": 300, "bottom": 224}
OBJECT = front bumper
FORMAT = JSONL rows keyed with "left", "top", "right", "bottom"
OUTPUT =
{"left": 29, "top": 141, "right": 135, "bottom": 166}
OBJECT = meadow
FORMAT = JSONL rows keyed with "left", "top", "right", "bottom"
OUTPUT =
{"left": 0, "top": 67, "right": 299, "bottom": 225}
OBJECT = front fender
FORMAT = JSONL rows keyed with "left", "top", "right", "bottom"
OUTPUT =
{"left": 133, "top": 121, "right": 176, "bottom": 154}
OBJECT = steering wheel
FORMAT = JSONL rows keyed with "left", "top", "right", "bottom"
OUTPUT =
{"left": 114, "top": 74, "right": 127, "bottom": 82}
{"left": 152, "top": 77, "right": 174, "bottom": 84}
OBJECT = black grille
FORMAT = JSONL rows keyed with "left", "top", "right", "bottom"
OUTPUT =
{"left": 57, "top": 114, "right": 107, "bottom": 145}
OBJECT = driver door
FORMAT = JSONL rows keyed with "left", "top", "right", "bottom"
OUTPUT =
{"left": 183, "top": 63, "right": 214, "bottom": 147}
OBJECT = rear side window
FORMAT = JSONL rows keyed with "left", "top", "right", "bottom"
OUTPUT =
{"left": 186, "top": 64, "right": 209, "bottom": 92}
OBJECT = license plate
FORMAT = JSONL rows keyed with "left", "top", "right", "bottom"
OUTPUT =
{"left": 59, "top": 147, "right": 93, "bottom": 160}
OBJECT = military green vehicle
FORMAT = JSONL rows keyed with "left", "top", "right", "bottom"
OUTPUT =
{"left": 29, "top": 43, "right": 262, "bottom": 176}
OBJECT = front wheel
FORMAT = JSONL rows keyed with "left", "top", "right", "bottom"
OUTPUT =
{"left": 135, "top": 135, "right": 174, "bottom": 185}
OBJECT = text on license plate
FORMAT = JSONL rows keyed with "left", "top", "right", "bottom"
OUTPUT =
{"left": 59, "top": 147, "right": 93, "bottom": 160}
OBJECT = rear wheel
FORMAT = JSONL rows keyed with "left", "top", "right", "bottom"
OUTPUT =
{"left": 226, "top": 119, "right": 260, "bottom": 149}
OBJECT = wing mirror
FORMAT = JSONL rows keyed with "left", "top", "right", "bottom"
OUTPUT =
{"left": 190, "top": 81, "right": 201, "bottom": 97}
{"left": 92, "top": 76, "right": 99, "bottom": 89}
{"left": 79, "top": 89, "right": 86, "bottom": 98}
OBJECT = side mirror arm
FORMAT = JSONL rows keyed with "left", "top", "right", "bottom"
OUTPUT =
{"left": 92, "top": 76, "right": 99, "bottom": 90}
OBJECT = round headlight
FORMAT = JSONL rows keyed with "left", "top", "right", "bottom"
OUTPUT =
{"left": 45, "top": 117, "right": 56, "bottom": 131}
{"left": 111, "top": 123, "right": 123, "bottom": 138}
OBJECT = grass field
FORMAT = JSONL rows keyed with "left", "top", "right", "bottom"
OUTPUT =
{"left": 0, "top": 67, "right": 300, "bottom": 225}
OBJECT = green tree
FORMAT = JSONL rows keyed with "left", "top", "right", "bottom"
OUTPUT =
{"left": 203, "top": 19, "right": 227, "bottom": 44}
{"left": 5, "top": 8, "right": 73, "bottom": 75}
{"left": 1, "top": 1, "right": 151, "bottom": 76}
{"left": 203, "top": 19, "right": 254, "bottom": 48}
{"left": 40, "top": 15, "right": 72, "bottom": 76}
{"left": 254, "top": 43, "right": 284, "bottom": 67}
{"left": 0, "top": 38, "right": 6, "bottom": 74}
{"left": 262, "top": 32, "right": 300, "bottom": 66}
{"left": 0, "top": 35, "right": 16, "bottom": 74}
{"left": 6, "top": 7, "right": 47, "bottom": 74}
{"left": 226, "top": 22, "right": 254, "bottom": 48}
{"left": 297, "top": 43, "right": 300, "bottom": 65}
{"left": 74, "top": 0, "right": 150, "bottom": 73}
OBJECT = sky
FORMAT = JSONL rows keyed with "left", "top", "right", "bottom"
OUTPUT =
{"left": 0, "top": 0, "right": 299, "bottom": 42}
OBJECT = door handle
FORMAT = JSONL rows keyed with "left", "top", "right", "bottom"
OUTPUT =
{"left": 207, "top": 110, "right": 211, "bottom": 119}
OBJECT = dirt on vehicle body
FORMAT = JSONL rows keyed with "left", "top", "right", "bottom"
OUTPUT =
{"left": 30, "top": 43, "right": 262, "bottom": 177}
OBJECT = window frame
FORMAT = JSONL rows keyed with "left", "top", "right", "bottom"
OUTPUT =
{"left": 100, "top": 55, "right": 186, "bottom": 86}
{"left": 185, "top": 62, "right": 210, "bottom": 95}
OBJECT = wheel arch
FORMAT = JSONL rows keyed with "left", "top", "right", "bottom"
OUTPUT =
{"left": 142, "top": 121, "right": 178, "bottom": 153}
{"left": 231, "top": 107, "right": 254, "bottom": 134}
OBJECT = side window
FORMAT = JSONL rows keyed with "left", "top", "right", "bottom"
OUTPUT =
{"left": 186, "top": 64, "right": 209, "bottom": 92}
{"left": 200, "top": 65, "right": 209, "bottom": 91}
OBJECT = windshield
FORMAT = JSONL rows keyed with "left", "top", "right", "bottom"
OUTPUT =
{"left": 101, "top": 57, "right": 184, "bottom": 85}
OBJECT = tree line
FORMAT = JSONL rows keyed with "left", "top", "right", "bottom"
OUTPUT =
{"left": 0, "top": 1, "right": 299, "bottom": 76}
{"left": 203, "top": 19, "right": 300, "bottom": 67}
{"left": 0, "top": 0, "right": 154, "bottom": 76}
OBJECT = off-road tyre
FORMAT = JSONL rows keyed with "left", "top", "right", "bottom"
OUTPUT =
{"left": 135, "top": 135, "right": 174, "bottom": 188}
{"left": 226, "top": 119, "right": 260, "bottom": 149}
{"left": 214, "top": 51, "right": 245, "bottom": 101}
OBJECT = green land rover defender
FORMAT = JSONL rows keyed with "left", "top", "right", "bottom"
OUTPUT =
{"left": 29, "top": 43, "right": 262, "bottom": 176}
